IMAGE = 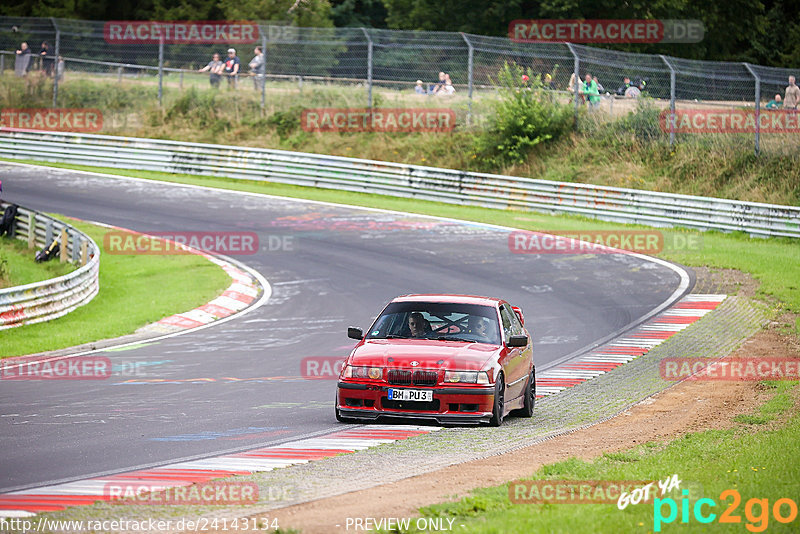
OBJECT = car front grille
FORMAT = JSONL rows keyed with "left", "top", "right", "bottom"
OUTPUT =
{"left": 413, "top": 370, "right": 438, "bottom": 386}
{"left": 387, "top": 369, "right": 438, "bottom": 386}
{"left": 387, "top": 369, "right": 412, "bottom": 385}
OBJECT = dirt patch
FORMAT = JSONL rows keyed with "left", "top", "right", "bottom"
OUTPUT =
{"left": 255, "top": 324, "right": 798, "bottom": 534}
{"left": 691, "top": 266, "right": 759, "bottom": 298}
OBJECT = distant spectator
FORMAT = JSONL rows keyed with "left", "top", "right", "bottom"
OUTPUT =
{"left": 414, "top": 80, "right": 426, "bottom": 95}
{"left": 616, "top": 76, "right": 632, "bottom": 96}
{"left": 198, "top": 53, "right": 224, "bottom": 88}
{"left": 567, "top": 72, "right": 577, "bottom": 93}
{"left": 593, "top": 75, "right": 605, "bottom": 94}
{"left": 624, "top": 86, "right": 641, "bottom": 98}
{"left": 441, "top": 73, "right": 455, "bottom": 95}
{"left": 248, "top": 46, "right": 265, "bottom": 91}
{"left": 14, "top": 42, "right": 31, "bottom": 77}
{"left": 766, "top": 94, "right": 783, "bottom": 109}
{"left": 521, "top": 74, "right": 530, "bottom": 84}
{"left": 224, "top": 48, "right": 240, "bottom": 89}
{"left": 784, "top": 76, "right": 800, "bottom": 109}
{"left": 432, "top": 71, "right": 446, "bottom": 95}
{"left": 39, "top": 41, "right": 53, "bottom": 77}
{"left": 544, "top": 73, "right": 556, "bottom": 90}
{"left": 582, "top": 73, "right": 600, "bottom": 107}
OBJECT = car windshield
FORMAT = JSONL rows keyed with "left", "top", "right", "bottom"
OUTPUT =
{"left": 366, "top": 302, "right": 501, "bottom": 345}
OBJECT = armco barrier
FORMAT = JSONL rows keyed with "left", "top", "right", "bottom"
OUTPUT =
{"left": 0, "top": 129, "right": 798, "bottom": 238}
{"left": 0, "top": 201, "right": 100, "bottom": 329}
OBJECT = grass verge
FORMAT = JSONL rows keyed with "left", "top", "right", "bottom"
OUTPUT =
{"left": 0, "top": 235, "right": 74, "bottom": 289}
{"left": 0, "top": 217, "right": 231, "bottom": 358}
{"left": 410, "top": 382, "right": 799, "bottom": 533}
{"left": 2, "top": 158, "right": 799, "bottom": 312}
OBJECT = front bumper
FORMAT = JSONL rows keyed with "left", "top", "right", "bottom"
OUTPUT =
{"left": 337, "top": 381, "right": 495, "bottom": 425}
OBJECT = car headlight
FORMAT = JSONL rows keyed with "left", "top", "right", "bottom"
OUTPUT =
{"left": 343, "top": 365, "right": 383, "bottom": 380}
{"left": 444, "top": 371, "right": 490, "bottom": 384}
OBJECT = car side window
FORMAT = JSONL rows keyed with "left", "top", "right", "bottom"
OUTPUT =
{"left": 499, "top": 306, "right": 514, "bottom": 341}
{"left": 506, "top": 305, "right": 524, "bottom": 336}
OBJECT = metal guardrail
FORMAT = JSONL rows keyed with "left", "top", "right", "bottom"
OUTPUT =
{"left": 0, "top": 129, "right": 798, "bottom": 238}
{"left": 0, "top": 200, "right": 100, "bottom": 329}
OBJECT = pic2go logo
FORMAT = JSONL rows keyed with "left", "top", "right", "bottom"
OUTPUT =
{"left": 654, "top": 489, "right": 798, "bottom": 532}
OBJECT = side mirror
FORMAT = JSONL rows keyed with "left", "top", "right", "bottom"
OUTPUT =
{"left": 347, "top": 327, "right": 364, "bottom": 340}
{"left": 508, "top": 334, "right": 528, "bottom": 348}
{"left": 511, "top": 306, "right": 525, "bottom": 325}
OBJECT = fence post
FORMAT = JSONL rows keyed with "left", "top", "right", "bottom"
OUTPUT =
{"left": 51, "top": 17, "right": 60, "bottom": 108}
{"left": 158, "top": 34, "right": 164, "bottom": 107}
{"left": 261, "top": 27, "right": 267, "bottom": 112}
{"left": 59, "top": 227, "right": 68, "bottom": 263}
{"left": 744, "top": 63, "right": 761, "bottom": 156}
{"left": 360, "top": 28, "right": 373, "bottom": 108}
{"left": 566, "top": 43, "right": 580, "bottom": 129}
{"left": 660, "top": 55, "right": 677, "bottom": 149}
{"left": 460, "top": 33, "right": 474, "bottom": 127}
{"left": 1, "top": 54, "right": 4, "bottom": 75}
{"left": 28, "top": 213, "right": 36, "bottom": 249}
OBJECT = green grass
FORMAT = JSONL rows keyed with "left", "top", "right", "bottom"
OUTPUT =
{"left": 0, "top": 236, "right": 74, "bottom": 288}
{"left": 0, "top": 217, "right": 231, "bottom": 358}
{"left": 3, "top": 158, "right": 799, "bottom": 313}
{"left": 407, "top": 383, "right": 799, "bottom": 534}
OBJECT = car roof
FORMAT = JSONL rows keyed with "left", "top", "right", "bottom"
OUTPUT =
{"left": 391, "top": 294, "right": 503, "bottom": 306}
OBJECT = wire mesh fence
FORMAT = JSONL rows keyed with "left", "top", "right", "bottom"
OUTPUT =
{"left": 1, "top": 17, "right": 799, "bottom": 155}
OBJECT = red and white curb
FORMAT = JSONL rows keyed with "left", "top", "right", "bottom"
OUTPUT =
{"left": 536, "top": 294, "right": 727, "bottom": 397}
{"left": 0, "top": 426, "right": 439, "bottom": 517}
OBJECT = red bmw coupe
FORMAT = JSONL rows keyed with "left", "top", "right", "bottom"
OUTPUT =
{"left": 336, "top": 294, "right": 535, "bottom": 426}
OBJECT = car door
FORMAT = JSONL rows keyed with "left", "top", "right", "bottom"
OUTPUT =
{"left": 499, "top": 304, "right": 527, "bottom": 401}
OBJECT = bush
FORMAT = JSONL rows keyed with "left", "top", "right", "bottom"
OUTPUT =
{"left": 472, "top": 63, "right": 572, "bottom": 167}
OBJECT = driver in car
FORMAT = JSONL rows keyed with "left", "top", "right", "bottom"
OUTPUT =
{"left": 408, "top": 312, "right": 429, "bottom": 338}
{"left": 467, "top": 315, "right": 490, "bottom": 341}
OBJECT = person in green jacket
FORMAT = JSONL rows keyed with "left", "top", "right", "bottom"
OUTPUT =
{"left": 582, "top": 73, "right": 601, "bottom": 107}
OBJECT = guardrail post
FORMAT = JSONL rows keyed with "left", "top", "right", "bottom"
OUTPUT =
{"left": 461, "top": 33, "right": 474, "bottom": 127}
{"left": 179, "top": 70, "right": 183, "bottom": 89}
{"left": 1, "top": 54, "right": 5, "bottom": 75}
{"left": 59, "top": 227, "right": 68, "bottom": 263}
{"left": 28, "top": 213, "right": 36, "bottom": 248}
{"left": 80, "top": 239, "right": 88, "bottom": 266}
{"left": 51, "top": 17, "right": 60, "bottom": 108}
{"left": 660, "top": 55, "right": 677, "bottom": 149}
{"left": 360, "top": 28, "right": 373, "bottom": 109}
{"left": 72, "top": 236, "right": 80, "bottom": 263}
{"left": 158, "top": 34, "right": 165, "bottom": 107}
{"left": 744, "top": 63, "right": 761, "bottom": 156}
{"left": 117, "top": 66, "right": 123, "bottom": 82}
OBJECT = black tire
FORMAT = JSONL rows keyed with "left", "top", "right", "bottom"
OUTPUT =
{"left": 489, "top": 374, "right": 505, "bottom": 427}
{"left": 518, "top": 369, "right": 535, "bottom": 418}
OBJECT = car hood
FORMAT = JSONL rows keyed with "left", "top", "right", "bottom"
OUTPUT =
{"left": 349, "top": 339, "right": 500, "bottom": 371}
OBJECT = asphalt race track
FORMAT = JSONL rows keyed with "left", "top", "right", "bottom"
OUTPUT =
{"left": 0, "top": 163, "right": 691, "bottom": 493}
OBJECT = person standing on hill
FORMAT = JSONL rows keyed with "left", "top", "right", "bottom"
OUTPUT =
{"left": 784, "top": 76, "right": 800, "bottom": 109}
{"left": 224, "top": 48, "right": 240, "bottom": 89}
